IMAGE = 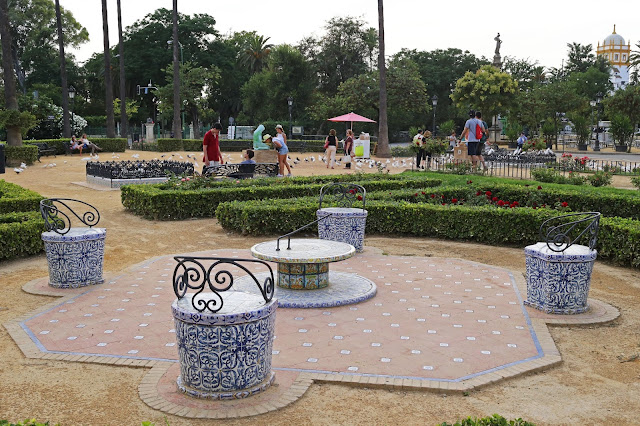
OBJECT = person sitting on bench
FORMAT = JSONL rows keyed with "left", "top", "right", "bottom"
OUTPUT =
{"left": 240, "top": 149, "right": 256, "bottom": 165}
{"left": 80, "top": 133, "right": 103, "bottom": 154}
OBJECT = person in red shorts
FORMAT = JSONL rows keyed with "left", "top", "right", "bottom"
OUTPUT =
{"left": 203, "top": 122, "right": 224, "bottom": 167}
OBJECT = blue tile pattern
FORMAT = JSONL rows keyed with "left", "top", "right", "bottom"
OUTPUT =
{"left": 317, "top": 208, "right": 367, "bottom": 253}
{"left": 42, "top": 228, "right": 106, "bottom": 288}
{"left": 172, "top": 292, "right": 277, "bottom": 397}
{"left": 524, "top": 243, "right": 596, "bottom": 314}
{"left": 277, "top": 262, "right": 329, "bottom": 289}
{"left": 235, "top": 271, "right": 377, "bottom": 309}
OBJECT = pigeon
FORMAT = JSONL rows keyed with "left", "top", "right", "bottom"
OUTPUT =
{"left": 293, "top": 159, "right": 300, "bottom": 165}
{"left": 82, "top": 157, "right": 92, "bottom": 161}
{"left": 296, "top": 157, "right": 300, "bottom": 161}
{"left": 179, "top": 155, "right": 184, "bottom": 159}
{"left": 20, "top": 162, "right": 27, "bottom": 169}
{"left": 132, "top": 154, "right": 140, "bottom": 158}
{"left": 310, "top": 157, "right": 315, "bottom": 162}
{"left": 317, "top": 155, "right": 322, "bottom": 162}
{"left": 193, "top": 161, "right": 199, "bottom": 169}
{"left": 304, "top": 157, "right": 309, "bottom": 162}
{"left": 161, "top": 154, "right": 165, "bottom": 158}
{"left": 14, "top": 167, "right": 23, "bottom": 174}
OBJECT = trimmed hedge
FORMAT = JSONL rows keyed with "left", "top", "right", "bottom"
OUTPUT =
{"left": 0, "top": 211, "right": 45, "bottom": 261}
{"left": 3, "top": 144, "right": 38, "bottom": 165}
{"left": 215, "top": 197, "right": 640, "bottom": 268}
{"left": 155, "top": 138, "right": 328, "bottom": 153}
{"left": 24, "top": 138, "right": 127, "bottom": 154}
{"left": 121, "top": 176, "right": 442, "bottom": 220}
{"left": 0, "top": 180, "right": 44, "bottom": 213}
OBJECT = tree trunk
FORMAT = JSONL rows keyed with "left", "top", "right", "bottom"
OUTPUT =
{"left": 117, "top": 0, "right": 127, "bottom": 140}
{"left": 0, "top": 0, "right": 22, "bottom": 145}
{"left": 171, "top": 0, "right": 181, "bottom": 139}
{"left": 102, "top": 0, "right": 116, "bottom": 138}
{"left": 54, "top": 0, "right": 70, "bottom": 138}
{"left": 376, "top": 0, "right": 390, "bottom": 157}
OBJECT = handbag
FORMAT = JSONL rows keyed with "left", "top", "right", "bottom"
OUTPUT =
{"left": 324, "top": 140, "right": 329, "bottom": 149}
{"left": 342, "top": 155, "right": 351, "bottom": 164}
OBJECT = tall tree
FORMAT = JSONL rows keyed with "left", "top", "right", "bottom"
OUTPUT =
{"left": 0, "top": 0, "right": 22, "bottom": 145}
{"left": 171, "top": 0, "right": 181, "bottom": 139}
{"left": 54, "top": 0, "right": 70, "bottom": 137}
{"left": 376, "top": 0, "right": 389, "bottom": 157}
{"left": 565, "top": 42, "right": 595, "bottom": 75}
{"left": 101, "top": 0, "right": 115, "bottom": 137}
{"left": 239, "top": 34, "right": 273, "bottom": 74}
{"left": 117, "top": 0, "right": 127, "bottom": 139}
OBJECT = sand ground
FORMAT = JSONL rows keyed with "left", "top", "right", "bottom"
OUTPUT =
{"left": 0, "top": 150, "right": 639, "bottom": 425}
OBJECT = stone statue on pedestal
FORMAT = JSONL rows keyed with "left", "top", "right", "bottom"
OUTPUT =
{"left": 492, "top": 33, "right": 502, "bottom": 69}
{"left": 252, "top": 124, "right": 269, "bottom": 150}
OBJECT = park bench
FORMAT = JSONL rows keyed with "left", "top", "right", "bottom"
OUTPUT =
{"left": 33, "top": 143, "right": 56, "bottom": 162}
{"left": 524, "top": 212, "right": 600, "bottom": 314}
{"left": 39, "top": 198, "right": 106, "bottom": 288}
{"left": 202, "top": 162, "right": 279, "bottom": 179}
{"left": 171, "top": 255, "right": 277, "bottom": 399}
{"left": 317, "top": 182, "right": 367, "bottom": 253}
{"left": 63, "top": 142, "right": 82, "bottom": 155}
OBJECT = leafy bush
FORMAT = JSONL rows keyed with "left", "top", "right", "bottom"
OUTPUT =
{"left": 24, "top": 138, "right": 126, "bottom": 154}
{"left": 3, "top": 144, "right": 38, "bottom": 165}
{"left": 0, "top": 180, "right": 44, "bottom": 214}
{"left": 391, "top": 145, "right": 414, "bottom": 157}
{"left": 0, "top": 211, "right": 45, "bottom": 261}
{"left": 587, "top": 171, "right": 612, "bottom": 187}
{"left": 439, "top": 414, "right": 535, "bottom": 426}
{"left": 530, "top": 167, "right": 560, "bottom": 183}
{"left": 631, "top": 175, "right": 640, "bottom": 190}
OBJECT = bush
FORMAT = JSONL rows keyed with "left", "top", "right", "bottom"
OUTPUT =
{"left": 121, "top": 175, "right": 442, "bottom": 220}
{"left": 0, "top": 211, "right": 45, "bottom": 261}
{"left": 0, "top": 180, "right": 44, "bottom": 214}
{"left": 24, "top": 138, "right": 126, "bottom": 154}
{"left": 3, "top": 144, "right": 38, "bottom": 165}
{"left": 631, "top": 175, "right": 640, "bottom": 190}
{"left": 587, "top": 171, "right": 613, "bottom": 187}
{"left": 439, "top": 414, "right": 535, "bottom": 426}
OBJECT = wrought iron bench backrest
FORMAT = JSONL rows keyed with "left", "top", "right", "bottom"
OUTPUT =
{"left": 173, "top": 256, "right": 275, "bottom": 313}
{"left": 39, "top": 198, "right": 101, "bottom": 235}
{"left": 203, "top": 163, "right": 278, "bottom": 178}
{"left": 539, "top": 212, "right": 601, "bottom": 252}
{"left": 318, "top": 182, "right": 366, "bottom": 210}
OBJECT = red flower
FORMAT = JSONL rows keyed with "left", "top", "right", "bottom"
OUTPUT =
{"left": 512, "top": 201, "right": 519, "bottom": 206}
{"left": 561, "top": 202, "right": 568, "bottom": 207}
{"left": 430, "top": 194, "right": 435, "bottom": 198}
{"left": 476, "top": 191, "right": 482, "bottom": 196}
{"left": 452, "top": 198, "right": 458, "bottom": 203}
{"left": 349, "top": 189, "right": 356, "bottom": 194}
{"left": 466, "top": 180, "right": 473, "bottom": 184}
{"left": 414, "top": 193, "right": 419, "bottom": 197}
{"left": 442, "top": 203, "right": 446, "bottom": 206}
{"left": 485, "top": 191, "right": 492, "bottom": 196}
{"left": 421, "top": 191, "right": 426, "bottom": 195}
{"left": 441, "top": 195, "right": 445, "bottom": 199}
{"left": 492, "top": 196, "right": 498, "bottom": 202}
{"left": 532, "top": 202, "right": 538, "bottom": 207}
{"left": 357, "top": 195, "right": 363, "bottom": 201}
{"left": 497, "top": 200, "right": 505, "bottom": 206}
{"left": 537, "top": 186, "right": 542, "bottom": 190}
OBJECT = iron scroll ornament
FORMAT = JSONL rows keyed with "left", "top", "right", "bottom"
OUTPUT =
{"left": 318, "top": 182, "right": 366, "bottom": 210}
{"left": 539, "top": 212, "right": 601, "bottom": 253}
{"left": 172, "top": 256, "right": 275, "bottom": 313}
{"left": 39, "top": 198, "right": 101, "bottom": 235}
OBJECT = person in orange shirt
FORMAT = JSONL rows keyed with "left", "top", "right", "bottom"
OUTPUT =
{"left": 203, "top": 123, "right": 224, "bottom": 166}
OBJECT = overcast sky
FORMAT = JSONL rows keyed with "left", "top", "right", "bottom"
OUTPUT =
{"left": 64, "top": 0, "right": 639, "bottom": 70}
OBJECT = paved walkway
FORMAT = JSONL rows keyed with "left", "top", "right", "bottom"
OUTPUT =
{"left": 6, "top": 248, "right": 618, "bottom": 419}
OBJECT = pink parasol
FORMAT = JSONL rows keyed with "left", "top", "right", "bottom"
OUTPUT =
{"left": 328, "top": 112, "right": 376, "bottom": 130}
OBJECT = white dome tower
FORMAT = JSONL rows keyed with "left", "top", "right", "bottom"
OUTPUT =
{"left": 596, "top": 25, "right": 630, "bottom": 91}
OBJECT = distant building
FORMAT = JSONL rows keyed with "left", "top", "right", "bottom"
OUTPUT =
{"left": 596, "top": 25, "right": 630, "bottom": 91}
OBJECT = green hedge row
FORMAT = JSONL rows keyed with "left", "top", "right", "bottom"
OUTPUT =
{"left": 155, "top": 138, "right": 328, "bottom": 153}
{"left": 215, "top": 197, "right": 640, "bottom": 268}
{"left": 4, "top": 145, "right": 38, "bottom": 165}
{"left": 122, "top": 176, "right": 442, "bottom": 220}
{"left": 23, "top": 138, "right": 127, "bottom": 154}
{"left": 0, "top": 180, "right": 44, "bottom": 214}
{"left": 0, "top": 211, "right": 45, "bottom": 261}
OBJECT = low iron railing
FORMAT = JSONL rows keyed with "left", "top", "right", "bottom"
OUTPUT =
{"left": 539, "top": 212, "right": 601, "bottom": 252}
{"left": 172, "top": 256, "right": 275, "bottom": 313}
{"left": 86, "top": 160, "right": 194, "bottom": 180}
{"left": 39, "top": 198, "right": 101, "bottom": 235}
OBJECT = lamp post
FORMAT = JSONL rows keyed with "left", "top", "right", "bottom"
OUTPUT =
{"left": 68, "top": 85, "right": 76, "bottom": 136}
{"left": 594, "top": 92, "right": 603, "bottom": 152}
{"left": 168, "top": 40, "right": 185, "bottom": 138}
{"left": 431, "top": 95, "right": 438, "bottom": 137}
{"left": 287, "top": 96, "right": 293, "bottom": 139}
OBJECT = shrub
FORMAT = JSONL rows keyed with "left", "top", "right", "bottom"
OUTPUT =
{"left": 530, "top": 167, "right": 560, "bottom": 183}
{"left": 3, "top": 144, "right": 38, "bottom": 165}
{"left": 0, "top": 211, "right": 45, "bottom": 261}
{"left": 588, "top": 171, "right": 612, "bottom": 187}
{"left": 24, "top": 138, "right": 126, "bottom": 154}
{"left": 0, "top": 180, "right": 44, "bottom": 214}
{"left": 439, "top": 414, "right": 535, "bottom": 426}
{"left": 631, "top": 175, "right": 640, "bottom": 190}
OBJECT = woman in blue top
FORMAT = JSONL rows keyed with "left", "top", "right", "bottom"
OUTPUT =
{"left": 273, "top": 125, "right": 292, "bottom": 177}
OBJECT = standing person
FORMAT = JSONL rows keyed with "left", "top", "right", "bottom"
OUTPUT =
{"left": 459, "top": 110, "right": 482, "bottom": 169}
{"left": 517, "top": 132, "right": 527, "bottom": 150}
{"left": 80, "top": 133, "right": 103, "bottom": 154}
{"left": 475, "top": 111, "right": 489, "bottom": 169}
{"left": 324, "top": 129, "right": 338, "bottom": 169}
{"left": 343, "top": 129, "right": 354, "bottom": 169}
{"left": 274, "top": 124, "right": 292, "bottom": 177}
{"left": 203, "top": 123, "right": 224, "bottom": 167}
{"left": 413, "top": 129, "right": 425, "bottom": 169}
{"left": 448, "top": 130, "right": 457, "bottom": 151}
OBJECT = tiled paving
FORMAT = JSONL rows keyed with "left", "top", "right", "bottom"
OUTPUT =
{"left": 6, "top": 248, "right": 620, "bottom": 418}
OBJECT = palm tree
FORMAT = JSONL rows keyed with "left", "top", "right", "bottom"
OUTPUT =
{"left": 0, "top": 0, "right": 22, "bottom": 146}
{"left": 376, "top": 0, "right": 390, "bottom": 157}
{"left": 629, "top": 42, "right": 640, "bottom": 85}
{"left": 532, "top": 66, "right": 547, "bottom": 85}
{"left": 171, "top": 0, "right": 181, "bottom": 139}
{"left": 54, "top": 0, "right": 70, "bottom": 138}
{"left": 117, "top": 0, "right": 127, "bottom": 140}
{"left": 101, "top": 0, "right": 116, "bottom": 138}
{"left": 240, "top": 34, "right": 273, "bottom": 74}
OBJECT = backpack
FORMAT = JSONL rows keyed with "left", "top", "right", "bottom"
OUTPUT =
{"left": 475, "top": 120, "right": 485, "bottom": 141}
{"left": 479, "top": 121, "right": 489, "bottom": 143}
